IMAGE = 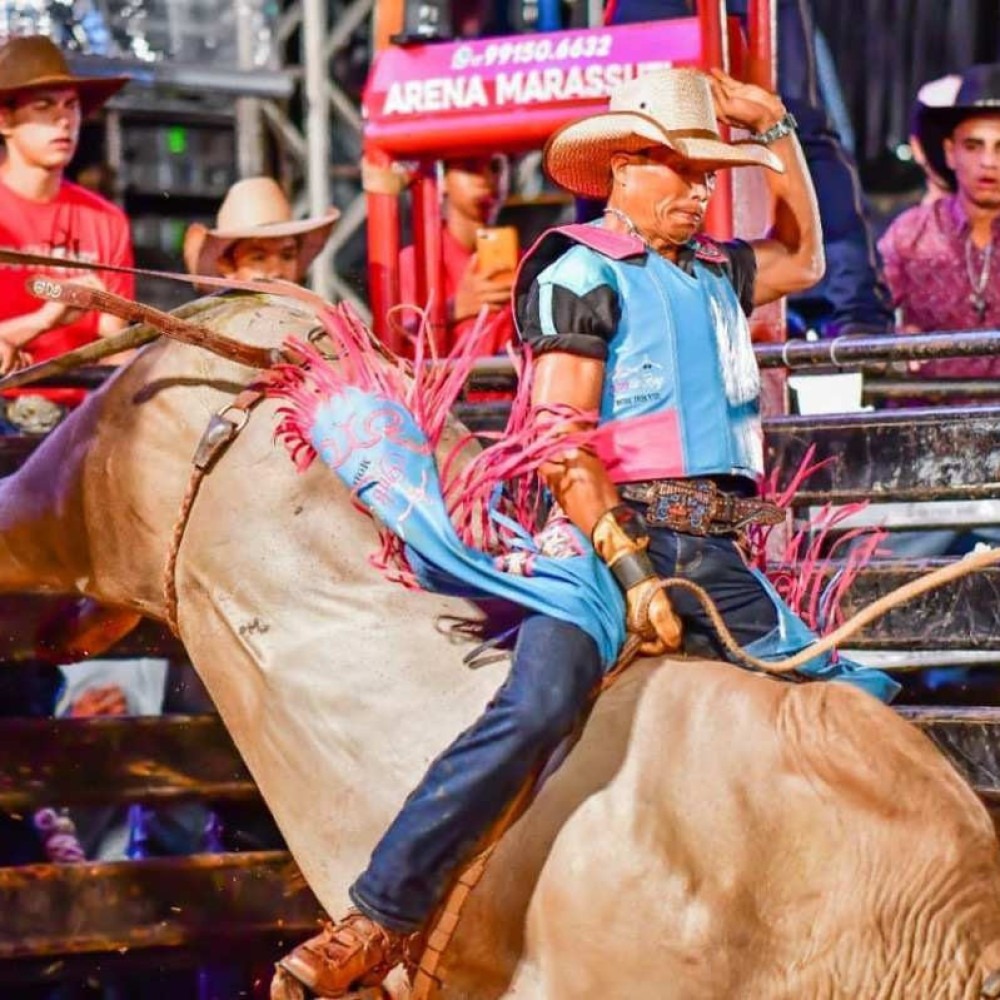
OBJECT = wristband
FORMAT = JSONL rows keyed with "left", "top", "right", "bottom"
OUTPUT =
{"left": 608, "top": 549, "right": 657, "bottom": 591}
{"left": 591, "top": 504, "right": 656, "bottom": 592}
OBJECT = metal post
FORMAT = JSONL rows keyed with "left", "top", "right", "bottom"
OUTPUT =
{"left": 743, "top": 0, "right": 786, "bottom": 426}
{"left": 410, "top": 163, "right": 447, "bottom": 354}
{"left": 698, "top": 0, "right": 733, "bottom": 240}
{"left": 365, "top": 149, "right": 403, "bottom": 349}
{"left": 303, "top": 0, "right": 333, "bottom": 300}
{"left": 747, "top": 0, "right": 776, "bottom": 89}
{"left": 235, "top": 0, "right": 266, "bottom": 177}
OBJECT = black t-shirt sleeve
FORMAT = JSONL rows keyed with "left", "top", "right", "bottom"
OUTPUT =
{"left": 719, "top": 238, "right": 758, "bottom": 317}
{"left": 516, "top": 250, "right": 621, "bottom": 360}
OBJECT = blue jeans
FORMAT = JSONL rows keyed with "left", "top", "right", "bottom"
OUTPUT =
{"left": 350, "top": 525, "right": 877, "bottom": 932}
{"left": 607, "top": 0, "right": 892, "bottom": 334}
{"left": 350, "top": 614, "right": 602, "bottom": 931}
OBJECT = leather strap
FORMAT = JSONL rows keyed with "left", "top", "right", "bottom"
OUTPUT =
{"left": 162, "top": 381, "right": 269, "bottom": 635}
{"left": 27, "top": 277, "right": 290, "bottom": 370}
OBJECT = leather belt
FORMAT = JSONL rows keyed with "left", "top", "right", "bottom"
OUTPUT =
{"left": 619, "top": 478, "right": 785, "bottom": 536}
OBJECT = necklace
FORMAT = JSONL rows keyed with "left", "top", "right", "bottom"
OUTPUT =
{"left": 964, "top": 236, "right": 993, "bottom": 323}
{"left": 602, "top": 207, "right": 688, "bottom": 251}
{"left": 603, "top": 207, "right": 649, "bottom": 246}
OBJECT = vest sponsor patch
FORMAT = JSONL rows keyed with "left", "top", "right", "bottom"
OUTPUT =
{"left": 610, "top": 355, "right": 667, "bottom": 412}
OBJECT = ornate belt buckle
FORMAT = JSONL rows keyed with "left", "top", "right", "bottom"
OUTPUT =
{"left": 686, "top": 480, "right": 716, "bottom": 535}
{"left": 649, "top": 480, "right": 715, "bottom": 535}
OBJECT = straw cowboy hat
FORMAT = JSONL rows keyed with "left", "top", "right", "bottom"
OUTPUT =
{"left": 914, "top": 64, "right": 1000, "bottom": 193}
{"left": 186, "top": 176, "right": 340, "bottom": 277}
{"left": 0, "top": 35, "right": 129, "bottom": 115}
{"left": 543, "top": 67, "right": 784, "bottom": 199}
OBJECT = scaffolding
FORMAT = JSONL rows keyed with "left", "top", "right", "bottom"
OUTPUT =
{"left": 267, "top": 0, "right": 373, "bottom": 312}
{"left": 1, "top": 0, "right": 372, "bottom": 312}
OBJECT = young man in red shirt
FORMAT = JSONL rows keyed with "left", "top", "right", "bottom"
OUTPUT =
{"left": 0, "top": 35, "right": 133, "bottom": 412}
{"left": 399, "top": 155, "right": 518, "bottom": 357}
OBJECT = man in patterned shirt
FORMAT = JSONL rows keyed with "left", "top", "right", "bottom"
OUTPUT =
{"left": 878, "top": 64, "right": 1000, "bottom": 555}
{"left": 880, "top": 64, "right": 1000, "bottom": 392}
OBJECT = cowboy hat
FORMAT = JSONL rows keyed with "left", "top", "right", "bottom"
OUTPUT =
{"left": 187, "top": 176, "right": 340, "bottom": 278}
{"left": 543, "top": 67, "right": 784, "bottom": 199}
{"left": 0, "top": 36, "right": 128, "bottom": 116}
{"left": 914, "top": 64, "right": 1000, "bottom": 193}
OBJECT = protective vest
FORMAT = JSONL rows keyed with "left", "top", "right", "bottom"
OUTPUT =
{"left": 515, "top": 223, "right": 764, "bottom": 484}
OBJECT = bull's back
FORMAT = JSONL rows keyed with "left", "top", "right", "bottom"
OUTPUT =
{"left": 515, "top": 661, "right": 1000, "bottom": 998}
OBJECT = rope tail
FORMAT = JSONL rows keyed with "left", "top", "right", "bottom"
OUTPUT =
{"left": 661, "top": 544, "right": 1000, "bottom": 675}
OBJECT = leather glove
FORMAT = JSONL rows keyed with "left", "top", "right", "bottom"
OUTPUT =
{"left": 592, "top": 504, "right": 682, "bottom": 655}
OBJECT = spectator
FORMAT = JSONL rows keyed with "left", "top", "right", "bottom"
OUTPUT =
{"left": 880, "top": 65, "right": 1000, "bottom": 367}
{"left": 183, "top": 175, "right": 339, "bottom": 285}
{"left": 399, "top": 155, "right": 519, "bottom": 357}
{"left": 0, "top": 36, "right": 133, "bottom": 426}
{"left": 876, "top": 64, "right": 1000, "bottom": 558}
{"left": 606, "top": 0, "right": 894, "bottom": 338}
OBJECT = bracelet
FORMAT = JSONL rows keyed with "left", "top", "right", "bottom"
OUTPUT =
{"left": 751, "top": 112, "right": 798, "bottom": 146}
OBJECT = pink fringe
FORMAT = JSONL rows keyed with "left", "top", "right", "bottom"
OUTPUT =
{"left": 266, "top": 302, "right": 601, "bottom": 583}
{"left": 267, "top": 303, "right": 883, "bottom": 632}
{"left": 751, "top": 445, "right": 887, "bottom": 636}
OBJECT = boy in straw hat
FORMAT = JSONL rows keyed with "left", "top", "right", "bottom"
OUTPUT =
{"left": 183, "top": 175, "right": 340, "bottom": 285}
{"left": 271, "top": 66, "right": 897, "bottom": 1000}
{"left": 0, "top": 35, "right": 132, "bottom": 398}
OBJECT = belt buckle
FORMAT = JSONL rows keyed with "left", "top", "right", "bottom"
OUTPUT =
{"left": 650, "top": 480, "right": 714, "bottom": 535}
{"left": 712, "top": 491, "right": 739, "bottom": 533}
{"left": 687, "top": 480, "right": 716, "bottom": 535}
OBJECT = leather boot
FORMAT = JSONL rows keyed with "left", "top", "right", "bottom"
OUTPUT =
{"left": 271, "top": 909, "right": 413, "bottom": 999}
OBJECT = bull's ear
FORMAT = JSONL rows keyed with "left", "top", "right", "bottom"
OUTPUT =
{"left": 982, "top": 969, "right": 1000, "bottom": 998}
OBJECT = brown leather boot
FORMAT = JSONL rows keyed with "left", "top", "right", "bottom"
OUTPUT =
{"left": 271, "top": 909, "right": 413, "bottom": 999}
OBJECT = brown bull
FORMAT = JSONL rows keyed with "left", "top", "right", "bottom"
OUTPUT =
{"left": 3, "top": 291, "right": 1000, "bottom": 998}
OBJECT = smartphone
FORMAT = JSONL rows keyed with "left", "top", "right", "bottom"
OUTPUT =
{"left": 475, "top": 226, "right": 520, "bottom": 281}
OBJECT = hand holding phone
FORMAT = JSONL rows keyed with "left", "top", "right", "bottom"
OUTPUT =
{"left": 453, "top": 227, "right": 520, "bottom": 322}
{"left": 475, "top": 226, "right": 519, "bottom": 282}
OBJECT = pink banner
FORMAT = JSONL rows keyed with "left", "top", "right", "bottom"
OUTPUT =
{"left": 363, "top": 19, "right": 745, "bottom": 158}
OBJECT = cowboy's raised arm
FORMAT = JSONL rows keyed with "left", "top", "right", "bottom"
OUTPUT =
{"left": 708, "top": 69, "right": 825, "bottom": 307}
